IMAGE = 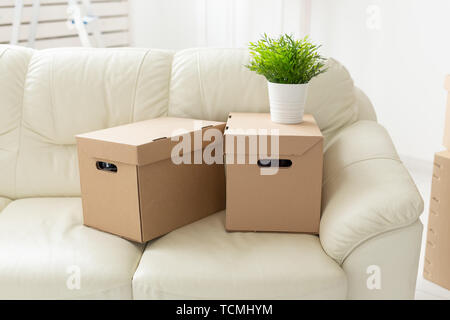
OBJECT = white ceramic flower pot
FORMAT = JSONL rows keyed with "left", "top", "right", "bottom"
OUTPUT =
{"left": 267, "top": 82, "right": 309, "bottom": 124}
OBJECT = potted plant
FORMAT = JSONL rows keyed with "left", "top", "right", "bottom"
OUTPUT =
{"left": 246, "top": 34, "right": 326, "bottom": 124}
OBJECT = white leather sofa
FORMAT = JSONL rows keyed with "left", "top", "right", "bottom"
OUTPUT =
{"left": 0, "top": 45, "right": 423, "bottom": 299}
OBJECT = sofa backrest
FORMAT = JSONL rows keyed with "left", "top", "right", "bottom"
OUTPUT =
{"left": 0, "top": 46, "right": 173, "bottom": 199}
{"left": 168, "top": 49, "right": 363, "bottom": 143}
{"left": 0, "top": 45, "right": 375, "bottom": 199}
{"left": 0, "top": 46, "right": 33, "bottom": 199}
{"left": 168, "top": 48, "right": 270, "bottom": 121}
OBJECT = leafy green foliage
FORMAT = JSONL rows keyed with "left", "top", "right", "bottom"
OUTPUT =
{"left": 246, "top": 34, "right": 326, "bottom": 84}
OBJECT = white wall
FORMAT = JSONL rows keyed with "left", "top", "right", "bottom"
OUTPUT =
{"left": 129, "top": 0, "right": 450, "bottom": 162}
{"left": 310, "top": 0, "right": 450, "bottom": 162}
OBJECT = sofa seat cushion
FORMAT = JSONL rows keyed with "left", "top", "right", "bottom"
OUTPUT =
{"left": 0, "top": 198, "right": 143, "bottom": 299}
{"left": 132, "top": 211, "right": 347, "bottom": 299}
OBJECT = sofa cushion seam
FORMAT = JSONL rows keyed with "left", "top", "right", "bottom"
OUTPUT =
{"left": 130, "top": 49, "right": 152, "bottom": 122}
{"left": 0, "top": 47, "right": 7, "bottom": 59}
{"left": 322, "top": 156, "right": 401, "bottom": 186}
{"left": 165, "top": 52, "right": 174, "bottom": 116}
{"left": 13, "top": 50, "right": 33, "bottom": 199}
{"left": 130, "top": 49, "right": 151, "bottom": 123}
{"left": 196, "top": 51, "right": 207, "bottom": 117}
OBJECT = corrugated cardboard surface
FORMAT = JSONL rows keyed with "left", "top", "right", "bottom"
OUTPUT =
{"left": 138, "top": 157, "right": 226, "bottom": 241}
{"left": 225, "top": 113, "right": 322, "bottom": 156}
{"left": 77, "top": 150, "right": 143, "bottom": 241}
{"left": 76, "top": 117, "right": 226, "bottom": 243}
{"left": 77, "top": 117, "right": 224, "bottom": 166}
{"left": 224, "top": 113, "right": 323, "bottom": 233}
{"left": 442, "top": 75, "right": 450, "bottom": 149}
{"left": 424, "top": 151, "right": 450, "bottom": 289}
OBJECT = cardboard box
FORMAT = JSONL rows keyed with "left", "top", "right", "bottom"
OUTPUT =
{"left": 424, "top": 150, "right": 450, "bottom": 289}
{"left": 224, "top": 113, "right": 323, "bottom": 233}
{"left": 76, "top": 117, "right": 226, "bottom": 243}
{"left": 442, "top": 75, "right": 450, "bottom": 149}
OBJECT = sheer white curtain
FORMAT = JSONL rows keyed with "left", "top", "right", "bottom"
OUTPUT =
{"left": 130, "top": 0, "right": 311, "bottom": 49}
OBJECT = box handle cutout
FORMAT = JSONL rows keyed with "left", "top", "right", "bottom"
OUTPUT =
{"left": 96, "top": 161, "right": 117, "bottom": 173}
{"left": 257, "top": 159, "right": 292, "bottom": 168}
{"left": 152, "top": 137, "right": 167, "bottom": 142}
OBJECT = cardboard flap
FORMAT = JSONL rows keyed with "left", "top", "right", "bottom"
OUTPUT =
{"left": 76, "top": 117, "right": 225, "bottom": 166}
{"left": 224, "top": 134, "right": 322, "bottom": 157}
{"left": 445, "top": 75, "right": 450, "bottom": 92}
{"left": 224, "top": 113, "right": 323, "bottom": 156}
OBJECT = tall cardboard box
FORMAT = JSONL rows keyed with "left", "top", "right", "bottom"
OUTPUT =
{"left": 424, "top": 151, "right": 450, "bottom": 289}
{"left": 224, "top": 113, "right": 323, "bottom": 233}
{"left": 442, "top": 75, "right": 450, "bottom": 149}
{"left": 76, "top": 117, "right": 226, "bottom": 243}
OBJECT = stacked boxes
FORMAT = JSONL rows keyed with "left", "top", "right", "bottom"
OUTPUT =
{"left": 424, "top": 75, "right": 450, "bottom": 289}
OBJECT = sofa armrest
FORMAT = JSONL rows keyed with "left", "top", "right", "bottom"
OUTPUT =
{"left": 320, "top": 121, "right": 423, "bottom": 264}
{"left": 0, "top": 197, "right": 11, "bottom": 212}
{"left": 343, "top": 220, "right": 422, "bottom": 299}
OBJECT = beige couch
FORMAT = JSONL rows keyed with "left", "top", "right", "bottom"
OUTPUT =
{"left": 0, "top": 45, "right": 423, "bottom": 299}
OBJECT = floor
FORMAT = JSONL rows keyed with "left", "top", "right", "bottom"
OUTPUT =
{"left": 401, "top": 155, "right": 450, "bottom": 300}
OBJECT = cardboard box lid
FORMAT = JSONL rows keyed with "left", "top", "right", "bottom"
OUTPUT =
{"left": 445, "top": 75, "right": 450, "bottom": 92}
{"left": 224, "top": 113, "right": 323, "bottom": 156}
{"left": 76, "top": 117, "right": 225, "bottom": 166}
